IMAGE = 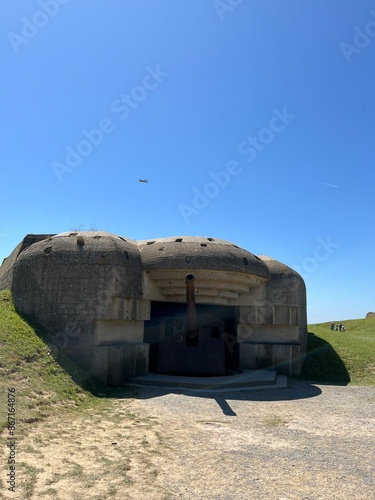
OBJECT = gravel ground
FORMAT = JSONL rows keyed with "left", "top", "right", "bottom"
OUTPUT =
{"left": 130, "top": 380, "right": 375, "bottom": 499}
{"left": 1, "top": 380, "right": 374, "bottom": 499}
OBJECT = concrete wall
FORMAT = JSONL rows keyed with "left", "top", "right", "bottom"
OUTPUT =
{"left": 10, "top": 232, "right": 145, "bottom": 374}
{"left": 0, "top": 232, "right": 308, "bottom": 383}
{"left": 236, "top": 256, "right": 307, "bottom": 376}
{"left": 0, "top": 234, "right": 54, "bottom": 290}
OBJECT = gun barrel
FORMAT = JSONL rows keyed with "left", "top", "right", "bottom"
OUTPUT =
{"left": 185, "top": 273, "right": 199, "bottom": 345}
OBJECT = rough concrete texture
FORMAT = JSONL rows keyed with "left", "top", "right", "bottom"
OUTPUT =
{"left": 0, "top": 234, "right": 54, "bottom": 290}
{"left": 139, "top": 236, "right": 270, "bottom": 279}
{"left": 0, "top": 232, "right": 308, "bottom": 384}
{"left": 366, "top": 311, "right": 375, "bottom": 318}
{"left": 10, "top": 232, "right": 142, "bottom": 372}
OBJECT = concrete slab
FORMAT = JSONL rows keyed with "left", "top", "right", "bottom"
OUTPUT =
{"left": 127, "top": 369, "right": 288, "bottom": 392}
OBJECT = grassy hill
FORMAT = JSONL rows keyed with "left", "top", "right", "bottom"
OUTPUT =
{"left": 0, "top": 289, "right": 105, "bottom": 434}
{"left": 301, "top": 318, "right": 375, "bottom": 385}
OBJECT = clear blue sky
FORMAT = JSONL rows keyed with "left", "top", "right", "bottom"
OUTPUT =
{"left": 1, "top": 0, "right": 374, "bottom": 324}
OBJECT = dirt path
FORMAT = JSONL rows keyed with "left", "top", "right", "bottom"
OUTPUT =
{"left": 1, "top": 381, "right": 374, "bottom": 499}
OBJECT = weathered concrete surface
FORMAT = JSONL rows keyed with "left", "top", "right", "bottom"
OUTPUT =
{"left": 139, "top": 236, "right": 270, "bottom": 279}
{"left": 0, "top": 232, "right": 308, "bottom": 384}
{"left": 9, "top": 231, "right": 143, "bottom": 372}
{"left": 239, "top": 255, "right": 308, "bottom": 375}
{"left": 0, "top": 234, "right": 54, "bottom": 290}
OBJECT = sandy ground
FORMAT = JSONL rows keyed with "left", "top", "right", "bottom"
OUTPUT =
{"left": 1, "top": 380, "right": 374, "bottom": 499}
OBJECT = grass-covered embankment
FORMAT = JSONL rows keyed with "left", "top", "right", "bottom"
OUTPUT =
{"left": 0, "top": 289, "right": 103, "bottom": 434}
{"left": 301, "top": 318, "right": 375, "bottom": 385}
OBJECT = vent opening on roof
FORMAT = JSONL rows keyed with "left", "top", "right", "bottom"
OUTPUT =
{"left": 207, "top": 238, "right": 215, "bottom": 242}
{"left": 146, "top": 241, "right": 155, "bottom": 245}
{"left": 243, "top": 257, "right": 248, "bottom": 265}
{"left": 175, "top": 238, "right": 183, "bottom": 242}
{"left": 200, "top": 243, "right": 207, "bottom": 247}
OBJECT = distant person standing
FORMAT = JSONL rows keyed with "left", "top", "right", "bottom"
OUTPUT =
{"left": 339, "top": 323, "right": 343, "bottom": 332}
{"left": 330, "top": 322, "right": 335, "bottom": 331}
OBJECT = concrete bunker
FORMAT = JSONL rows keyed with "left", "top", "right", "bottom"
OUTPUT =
{"left": 0, "top": 232, "right": 307, "bottom": 386}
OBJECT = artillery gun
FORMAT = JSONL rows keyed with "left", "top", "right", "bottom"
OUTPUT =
{"left": 157, "top": 274, "right": 226, "bottom": 375}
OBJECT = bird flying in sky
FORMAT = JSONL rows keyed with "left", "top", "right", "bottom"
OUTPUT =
{"left": 139, "top": 179, "right": 149, "bottom": 183}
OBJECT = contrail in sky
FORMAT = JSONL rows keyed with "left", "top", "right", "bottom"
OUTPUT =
{"left": 317, "top": 181, "right": 339, "bottom": 188}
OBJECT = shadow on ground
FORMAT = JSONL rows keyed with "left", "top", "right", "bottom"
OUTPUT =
{"left": 104, "top": 379, "right": 323, "bottom": 406}
{"left": 299, "top": 331, "right": 350, "bottom": 385}
{"left": 94, "top": 379, "right": 323, "bottom": 416}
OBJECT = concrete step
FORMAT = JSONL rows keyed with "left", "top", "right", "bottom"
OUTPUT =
{"left": 127, "top": 369, "right": 287, "bottom": 392}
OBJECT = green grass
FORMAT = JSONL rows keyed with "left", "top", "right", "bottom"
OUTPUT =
{"left": 300, "top": 318, "right": 375, "bottom": 385}
{"left": 0, "top": 289, "right": 105, "bottom": 434}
